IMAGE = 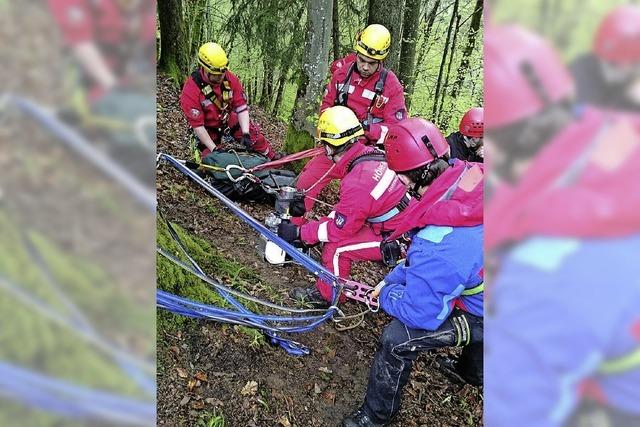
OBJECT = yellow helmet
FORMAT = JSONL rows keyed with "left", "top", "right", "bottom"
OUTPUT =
{"left": 316, "top": 106, "right": 364, "bottom": 147}
{"left": 354, "top": 24, "right": 391, "bottom": 60}
{"left": 198, "top": 42, "right": 229, "bottom": 74}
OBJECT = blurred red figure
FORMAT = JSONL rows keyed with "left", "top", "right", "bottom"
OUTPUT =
{"left": 180, "top": 42, "right": 279, "bottom": 160}
{"left": 446, "top": 107, "right": 485, "bottom": 162}
{"left": 294, "top": 24, "right": 407, "bottom": 217}
{"left": 485, "top": 24, "right": 640, "bottom": 427}
{"left": 48, "top": 0, "right": 156, "bottom": 101}
{"left": 571, "top": 5, "right": 640, "bottom": 113}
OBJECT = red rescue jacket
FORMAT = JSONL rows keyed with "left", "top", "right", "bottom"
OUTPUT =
{"left": 321, "top": 53, "right": 407, "bottom": 142}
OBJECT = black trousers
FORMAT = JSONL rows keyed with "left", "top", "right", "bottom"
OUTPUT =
{"left": 362, "top": 309, "right": 483, "bottom": 424}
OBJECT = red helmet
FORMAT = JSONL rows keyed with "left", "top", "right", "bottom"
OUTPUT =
{"left": 485, "top": 25, "right": 574, "bottom": 130}
{"left": 594, "top": 5, "right": 640, "bottom": 65}
{"left": 384, "top": 118, "right": 449, "bottom": 172}
{"left": 459, "top": 107, "right": 484, "bottom": 137}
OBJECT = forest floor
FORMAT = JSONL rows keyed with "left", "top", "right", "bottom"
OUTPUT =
{"left": 156, "top": 73, "right": 482, "bottom": 427}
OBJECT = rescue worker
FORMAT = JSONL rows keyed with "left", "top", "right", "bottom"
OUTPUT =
{"left": 294, "top": 24, "right": 408, "bottom": 215}
{"left": 485, "top": 24, "right": 640, "bottom": 426}
{"left": 570, "top": 5, "right": 640, "bottom": 113}
{"left": 48, "top": 0, "right": 156, "bottom": 182}
{"left": 341, "top": 117, "right": 484, "bottom": 427}
{"left": 446, "top": 107, "right": 484, "bottom": 162}
{"left": 48, "top": 0, "right": 156, "bottom": 101}
{"left": 277, "top": 106, "right": 413, "bottom": 305}
{"left": 180, "top": 42, "right": 280, "bottom": 162}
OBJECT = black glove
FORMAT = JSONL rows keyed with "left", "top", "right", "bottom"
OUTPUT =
{"left": 289, "top": 194, "right": 307, "bottom": 217}
{"left": 277, "top": 220, "right": 300, "bottom": 244}
{"left": 241, "top": 133, "right": 253, "bottom": 149}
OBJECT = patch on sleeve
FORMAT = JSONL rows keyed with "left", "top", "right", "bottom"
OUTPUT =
{"left": 395, "top": 110, "right": 406, "bottom": 121}
{"left": 334, "top": 213, "right": 347, "bottom": 229}
{"left": 190, "top": 108, "right": 201, "bottom": 118}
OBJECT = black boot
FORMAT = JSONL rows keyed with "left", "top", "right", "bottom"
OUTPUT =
{"left": 341, "top": 407, "right": 389, "bottom": 427}
{"left": 289, "top": 287, "right": 328, "bottom": 308}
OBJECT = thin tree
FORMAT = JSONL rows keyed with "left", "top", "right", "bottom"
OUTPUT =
{"left": 284, "top": 0, "right": 333, "bottom": 155}
{"left": 437, "top": 9, "right": 460, "bottom": 125}
{"left": 449, "top": 0, "right": 483, "bottom": 99}
{"left": 367, "top": 0, "right": 406, "bottom": 72}
{"left": 332, "top": 0, "right": 341, "bottom": 60}
{"left": 398, "top": 0, "right": 422, "bottom": 109}
{"left": 431, "top": 0, "right": 458, "bottom": 118}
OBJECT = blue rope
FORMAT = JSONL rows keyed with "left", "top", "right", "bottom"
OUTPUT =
{"left": 159, "top": 213, "right": 316, "bottom": 355}
{"left": 0, "top": 362, "right": 155, "bottom": 425}
{"left": 156, "top": 153, "right": 358, "bottom": 356}
{"left": 5, "top": 94, "right": 155, "bottom": 212}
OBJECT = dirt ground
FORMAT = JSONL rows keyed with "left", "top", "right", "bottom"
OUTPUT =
{"left": 156, "top": 74, "right": 482, "bottom": 427}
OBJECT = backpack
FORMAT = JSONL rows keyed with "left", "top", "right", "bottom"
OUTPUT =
{"left": 201, "top": 150, "right": 296, "bottom": 202}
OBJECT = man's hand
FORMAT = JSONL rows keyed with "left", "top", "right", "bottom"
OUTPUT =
{"left": 475, "top": 145, "right": 484, "bottom": 159}
{"left": 277, "top": 220, "right": 300, "bottom": 244}
{"left": 241, "top": 133, "right": 253, "bottom": 149}
{"left": 371, "top": 280, "right": 386, "bottom": 298}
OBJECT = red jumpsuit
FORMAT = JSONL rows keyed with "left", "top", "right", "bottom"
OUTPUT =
{"left": 299, "top": 141, "right": 414, "bottom": 302}
{"left": 48, "top": 0, "right": 156, "bottom": 101}
{"left": 296, "top": 53, "right": 408, "bottom": 213}
{"left": 180, "top": 69, "right": 277, "bottom": 159}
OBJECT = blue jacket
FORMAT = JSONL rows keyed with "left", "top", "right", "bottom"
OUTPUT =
{"left": 486, "top": 234, "right": 640, "bottom": 426}
{"left": 379, "top": 225, "right": 483, "bottom": 331}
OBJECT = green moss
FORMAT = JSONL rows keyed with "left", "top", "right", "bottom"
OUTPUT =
{"left": 283, "top": 123, "right": 315, "bottom": 173}
{"left": 0, "top": 211, "right": 151, "bottom": 405}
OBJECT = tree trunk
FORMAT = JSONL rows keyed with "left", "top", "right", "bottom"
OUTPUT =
{"left": 431, "top": 0, "right": 458, "bottom": 118}
{"left": 367, "top": 0, "right": 406, "bottom": 72}
{"left": 449, "top": 0, "right": 482, "bottom": 99}
{"left": 437, "top": 10, "right": 460, "bottom": 125}
{"left": 284, "top": 0, "right": 333, "bottom": 156}
{"left": 272, "top": 56, "right": 293, "bottom": 116}
{"left": 398, "top": 0, "right": 421, "bottom": 110}
{"left": 414, "top": 0, "right": 441, "bottom": 80}
{"left": 332, "top": 0, "right": 341, "bottom": 60}
{"left": 158, "top": 0, "right": 188, "bottom": 81}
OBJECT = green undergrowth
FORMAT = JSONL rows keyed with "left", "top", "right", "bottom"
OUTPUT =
{"left": 156, "top": 217, "right": 271, "bottom": 346}
{"left": 0, "top": 210, "right": 152, "bottom": 425}
{"left": 283, "top": 123, "right": 315, "bottom": 173}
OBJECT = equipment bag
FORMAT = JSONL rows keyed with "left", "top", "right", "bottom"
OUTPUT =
{"left": 201, "top": 150, "right": 297, "bottom": 202}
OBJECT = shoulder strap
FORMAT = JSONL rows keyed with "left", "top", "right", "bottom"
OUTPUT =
{"left": 191, "top": 69, "right": 231, "bottom": 112}
{"left": 335, "top": 63, "right": 356, "bottom": 106}
{"left": 347, "top": 151, "right": 387, "bottom": 173}
{"left": 368, "top": 67, "right": 388, "bottom": 112}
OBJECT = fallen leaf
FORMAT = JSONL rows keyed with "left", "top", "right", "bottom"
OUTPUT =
{"left": 191, "top": 400, "right": 205, "bottom": 410}
{"left": 176, "top": 367, "right": 188, "bottom": 378}
{"left": 195, "top": 371, "right": 208, "bottom": 382}
{"left": 318, "top": 367, "right": 333, "bottom": 374}
{"left": 314, "top": 383, "right": 322, "bottom": 394}
{"left": 179, "top": 396, "right": 190, "bottom": 406}
{"left": 321, "top": 390, "right": 336, "bottom": 403}
{"left": 278, "top": 415, "right": 292, "bottom": 427}
{"left": 169, "top": 346, "right": 180, "bottom": 356}
{"left": 187, "top": 379, "right": 197, "bottom": 391}
{"left": 205, "top": 397, "right": 224, "bottom": 406}
{"left": 241, "top": 380, "right": 259, "bottom": 396}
